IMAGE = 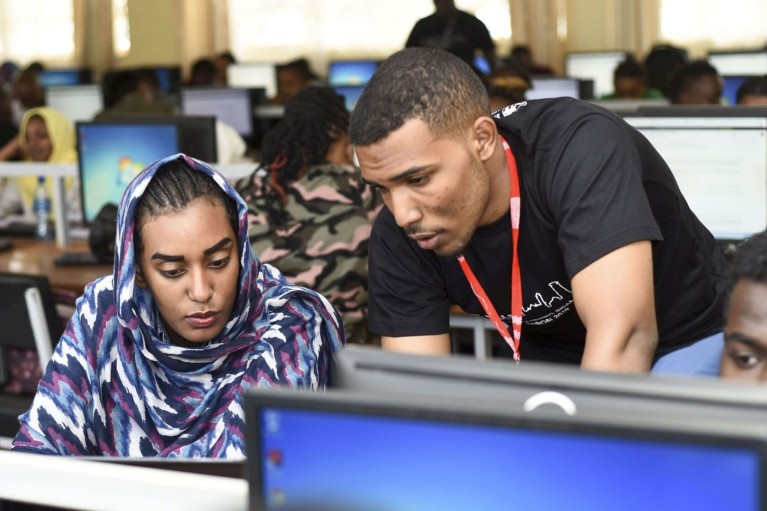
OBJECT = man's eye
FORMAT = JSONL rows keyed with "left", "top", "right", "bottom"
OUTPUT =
{"left": 408, "top": 175, "right": 427, "bottom": 186}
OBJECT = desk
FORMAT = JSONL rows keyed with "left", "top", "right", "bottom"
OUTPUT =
{"left": 0, "top": 238, "right": 111, "bottom": 294}
{"left": 0, "top": 451, "right": 247, "bottom": 511}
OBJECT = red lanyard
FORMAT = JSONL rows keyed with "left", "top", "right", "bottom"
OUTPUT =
{"left": 457, "top": 137, "right": 522, "bottom": 362}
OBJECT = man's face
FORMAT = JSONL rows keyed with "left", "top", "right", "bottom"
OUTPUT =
{"left": 721, "top": 279, "right": 767, "bottom": 381}
{"left": 355, "top": 118, "right": 492, "bottom": 258}
{"left": 679, "top": 74, "right": 723, "bottom": 105}
{"left": 614, "top": 77, "right": 645, "bottom": 99}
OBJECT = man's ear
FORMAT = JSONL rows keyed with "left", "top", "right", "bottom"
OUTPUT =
{"left": 472, "top": 116, "right": 499, "bottom": 162}
{"left": 135, "top": 266, "right": 148, "bottom": 288}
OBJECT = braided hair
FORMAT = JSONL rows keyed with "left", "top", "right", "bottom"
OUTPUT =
{"left": 258, "top": 85, "right": 349, "bottom": 223}
{"left": 134, "top": 158, "right": 239, "bottom": 258}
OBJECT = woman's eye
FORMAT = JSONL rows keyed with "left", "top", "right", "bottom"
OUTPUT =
{"left": 731, "top": 350, "right": 760, "bottom": 368}
{"left": 161, "top": 269, "right": 185, "bottom": 278}
{"left": 209, "top": 257, "right": 231, "bottom": 269}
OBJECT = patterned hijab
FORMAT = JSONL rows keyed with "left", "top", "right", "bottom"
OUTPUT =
{"left": 14, "top": 154, "right": 344, "bottom": 457}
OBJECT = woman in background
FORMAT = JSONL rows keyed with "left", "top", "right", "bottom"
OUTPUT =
{"left": 237, "top": 86, "right": 380, "bottom": 344}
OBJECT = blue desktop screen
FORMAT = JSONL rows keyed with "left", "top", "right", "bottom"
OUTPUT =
{"left": 722, "top": 75, "right": 756, "bottom": 105}
{"left": 77, "top": 124, "right": 179, "bottom": 223}
{"left": 257, "top": 408, "right": 761, "bottom": 511}
{"left": 40, "top": 69, "right": 86, "bottom": 87}
{"left": 333, "top": 85, "right": 365, "bottom": 112}
{"left": 327, "top": 60, "right": 379, "bottom": 87}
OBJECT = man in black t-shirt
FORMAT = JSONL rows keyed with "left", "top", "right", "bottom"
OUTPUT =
{"left": 406, "top": 0, "right": 496, "bottom": 76}
{"left": 349, "top": 48, "right": 728, "bottom": 376}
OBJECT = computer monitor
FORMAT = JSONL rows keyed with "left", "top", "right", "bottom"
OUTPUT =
{"left": 142, "top": 65, "right": 182, "bottom": 94}
{"left": 623, "top": 110, "right": 767, "bottom": 242}
{"left": 44, "top": 85, "right": 104, "bottom": 123}
{"left": 39, "top": 67, "right": 92, "bottom": 87}
{"left": 76, "top": 121, "right": 179, "bottom": 224}
{"left": 708, "top": 50, "right": 767, "bottom": 76}
{"left": 332, "top": 85, "right": 365, "bottom": 112}
{"left": 722, "top": 74, "right": 761, "bottom": 105}
{"left": 327, "top": 59, "right": 379, "bottom": 87}
{"left": 565, "top": 51, "right": 628, "bottom": 99}
{"left": 227, "top": 63, "right": 277, "bottom": 98}
{"left": 525, "top": 78, "right": 580, "bottom": 100}
{"left": 99, "top": 115, "right": 218, "bottom": 163}
{"left": 588, "top": 98, "right": 670, "bottom": 114}
{"left": 245, "top": 387, "right": 767, "bottom": 511}
{"left": 180, "top": 87, "right": 255, "bottom": 138}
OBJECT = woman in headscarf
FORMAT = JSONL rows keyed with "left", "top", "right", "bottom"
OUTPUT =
{"left": 13, "top": 153, "right": 344, "bottom": 457}
{"left": 0, "top": 106, "right": 78, "bottom": 221}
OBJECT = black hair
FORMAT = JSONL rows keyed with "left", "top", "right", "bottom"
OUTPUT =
{"left": 614, "top": 56, "right": 646, "bottom": 80}
{"left": 349, "top": 47, "right": 489, "bottom": 146}
{"left": 258, "top": 86, "right": 349, "bottom": 223}
{"left": 730, "top": 231, "right": 767, "bottom": 293}
{"left": 670, "top": 60, "right": 720, "bottom": 103}
{"left": 278, "top": 58, "right": 318, "bottom": 82}
{"left": 188, "top": 58, "right": 217, "bottom": 86}
{"left": 736, "top": 75, "right": 767, "bottom": 104}
{"left": 134, "top": 157, "right": 239, "bottom": 259}
{"left": 644, "top": 44, "right": 688, "bottom": 98}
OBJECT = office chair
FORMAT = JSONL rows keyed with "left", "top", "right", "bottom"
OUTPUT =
{"left": 0, "top": 272, "right": 62, "bottom": 440}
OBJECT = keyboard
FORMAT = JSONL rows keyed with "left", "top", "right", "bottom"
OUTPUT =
{"left": 54, "top": 251, "right": 105, "bottom": 266}
{"left": 0, "top": 222, "right": 37, "bottom": 238}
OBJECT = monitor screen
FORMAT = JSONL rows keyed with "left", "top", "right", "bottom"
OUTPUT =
{"left": 624, "top": 115, "right": 767, "bottom": 241}
{"left": 708, "top": 51, "right": 767, "bottom": 76}
{"left": 99, "top": 115, "right": 218, "bottom": 164}
{"left": 526, "top": 78, "right": 580, "bottom": 100}
{"left": 722, "top": 75, "right": 760, "bottom": 105}
{"left": 76, "top": 122, "right": 179, "bottom": 224}
{"left": 227, "top": 63, "right": 277, "bottom": 98}
{"left": 44, "top": 85, "right": 104, "bottom": 123}
{"left": 39, "top": 68, "right": 92, "bottom": 87}
{"left": 180, "top": 87, "right": 254, "bottom": 137}
{"left": 327, "top": 60, "right": 379, "bottom": 87}
{"left": 145, "top": 66, "right": 181, "bottom": 94}
{"left": 565, "top": 51, "right": 628, "bottom": 99}
{"left": 332, "top": 85, "right": 364, "bottom": 111}
{"left": 246, "top": 388, "right": 767, "bottom": 511}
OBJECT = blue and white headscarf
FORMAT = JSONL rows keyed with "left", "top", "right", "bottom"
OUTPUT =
{"left": 13, "top": 154, "right": 344, "bottom": 457}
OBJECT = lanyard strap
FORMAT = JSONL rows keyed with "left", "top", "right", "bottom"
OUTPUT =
{"left": 457, "top": 136, "right": 522, "bottom": 362}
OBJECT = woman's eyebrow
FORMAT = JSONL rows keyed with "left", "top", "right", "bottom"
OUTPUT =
{"left": 150, "top": 238, "right": 233, "bottom": 262}
{"left": 204, "top": 237, "right": 233, "bottom": 255}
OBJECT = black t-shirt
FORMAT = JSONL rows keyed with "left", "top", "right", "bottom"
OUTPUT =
{"left": 405, "top": 10, "right": 494, "bottom": 67}
{"left": 367, "top": 98, "right": 728, "bottom": 364}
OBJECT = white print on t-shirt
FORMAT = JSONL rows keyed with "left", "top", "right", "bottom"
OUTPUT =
{"left": 522, "top": 281, "right": 574, "bottom": 327}
{"left": 494, "top": 101, "right": 527, "bottom": 119}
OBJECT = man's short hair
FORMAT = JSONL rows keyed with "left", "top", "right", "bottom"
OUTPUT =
{"left": 736, "top": 75, "right": 767, "bottom": 104}
{"left": 730, "top": 230, "right": 767, "bottom": 291}
{"left": 349, "top": 47, "right": 490, "bottom": 146}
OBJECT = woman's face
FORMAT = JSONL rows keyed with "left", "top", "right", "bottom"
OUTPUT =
{"left": 24, "top": 116, "right": 53, "bottom": 162}
{"left": 135, "top": 198, "right": 240, "bottom": 348}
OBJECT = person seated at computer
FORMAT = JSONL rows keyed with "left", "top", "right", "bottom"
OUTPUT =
{"left": 8, "top": 66, "right": 45, "bottom": 127}
{"left": 185, "top": 57, "right": 218, "bottom": 88}
{"left": 269, "top": 58, "right": 321, "bottom": 105}
{"left": 600, "top": 56, "right": 665, "bottom": 100}
{"left": 236, "top": 87, "right": 380, "bottom": 345}
{"left": 213, "top": 51, "right": 237, "bottom": 86}
{"left": 670, "top": 60, "right": 723, "bottom": 105}
{"left": 0, "top": 107, "right": 78, "bottom": 223}
{"left": 720, "top": 230, "right": 767, "bottom": 382}
{"left": 736, "top": 75, "right": 767, "bottom": 106}
{"left": 12, "top": 154, "right": 344, "bottom": 456}
{"left": 487, "top": 68, "right": 531, "bottom": 112}
{"left": 644, "top": 44, "right": 688, "bottom": 99}
{"left": 96, "top": 69, "right": 177, "bottom": 120}
{"left": 506, "top": 45, "right": 554, "bottom": 77}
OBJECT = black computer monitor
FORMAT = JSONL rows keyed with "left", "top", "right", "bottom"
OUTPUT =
{"left": 623, "top": 108, "right": 767, "bottom": 242}
{"left": 564, "top": 51, "right": 628, "bottom": 99}
{"left": 40, "top": 67, "right": 93, "bottom": 87}
{"left": 75, "top": 121, "right": 180, "bottom": 225}
{"left": 708, "top": 50, "right": 767, "bottom": 76}
{"left": 44, "top": 84, "right": 104, "bottom": 123}
{"left": 326, "top": 59, "right": 380, "bottom": 87}
{"left": 245, "top": 386, "right": 767, "bottom": 511}
{"left": 98, "top": 114, "right": 218, "bottom": 163}
{"left": 180, "top": 87, "right": 257, "bottom": 139}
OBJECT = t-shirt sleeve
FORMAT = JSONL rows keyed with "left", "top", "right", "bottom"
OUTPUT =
{"left": 367, "top": 208, "right": 451, "bottom": 337}
{"left": 542, "top": 113, "right": 662, "bottom": 277}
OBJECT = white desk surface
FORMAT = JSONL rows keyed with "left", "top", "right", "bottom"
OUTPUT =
{"left": 0, "top": 450, "right": 247, "bottom": 511}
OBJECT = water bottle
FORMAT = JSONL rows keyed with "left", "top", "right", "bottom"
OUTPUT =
{"left": 34, "top": 176, "right": 52, "bottom": 240}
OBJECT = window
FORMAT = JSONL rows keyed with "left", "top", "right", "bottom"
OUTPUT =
{"left": 112, "top": 0, "right": 131, "bottom": 58}
{"left": 227, "top": 0, "right": 511, "bottom": 70}
{"left": 0, "top": 0, "right": 75, "bottom": 64}
{"left": 660, "top": 0, "right": 767, "bottom": 49}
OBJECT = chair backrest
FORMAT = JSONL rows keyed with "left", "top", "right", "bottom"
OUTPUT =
{"left": 0, "top": 272, "right": 62, "bottom": 385}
